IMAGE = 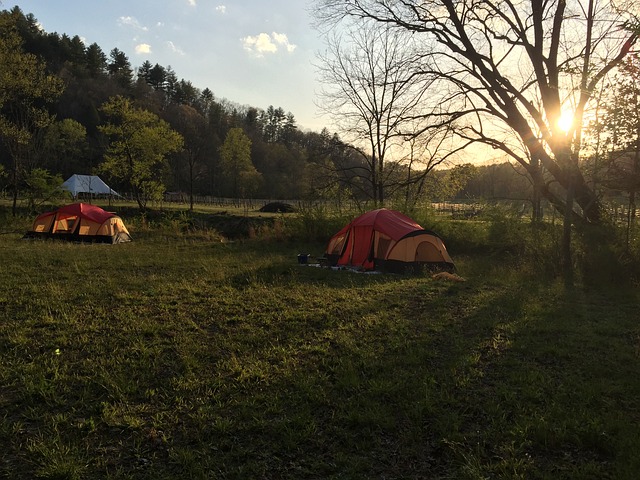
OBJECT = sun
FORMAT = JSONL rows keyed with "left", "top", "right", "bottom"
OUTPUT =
{"left": 557, "top": 110, "right": 574, "bottom": 133}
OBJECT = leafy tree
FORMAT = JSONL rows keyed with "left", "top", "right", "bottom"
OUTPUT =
{"left": 257, "top": 142, "right": 307, "bottom": 198}
{"left": 598, "top": 55, "right": 640, "bottom": 246}
{"left": 41, "top": 118, "right": 87, "bottom": 177}
{"left": 165, "top": 103, "right": 211, "bottom": 210}
{"left": 0, "top": 13, "right": 64, "bottom": 214}
{"left": 220, "top": 127, "right": 261, "bottom": 198}
{"left": 23, "top": 167, "right": 64, "bottom": 211}
{"left": 98, "top": 95, "right": 183, "bottom": 210}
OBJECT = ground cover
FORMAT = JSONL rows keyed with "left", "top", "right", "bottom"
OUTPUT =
{"left": 0, "top": 219, "right": 639, "bottom": 479}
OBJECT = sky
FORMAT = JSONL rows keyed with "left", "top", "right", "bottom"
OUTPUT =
{"left": 10, "top": 0, "right": 330, "bottom": 132}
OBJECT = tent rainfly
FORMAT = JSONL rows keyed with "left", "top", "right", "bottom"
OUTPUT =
{"left": 62, "top": 174, "right": 119, "bottom": 198}
{"left": 23, "top": 203, "right": 132, "bottom": 244}
{"left": 324, "top": 208, "right": 454, "bottom": 273}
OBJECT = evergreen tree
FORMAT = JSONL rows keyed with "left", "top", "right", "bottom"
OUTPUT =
{"left": 107, "top": 48, "right": 133, "bottom": 89}
{"left": 85, "top": 43, "right": 107, "bottom": 77}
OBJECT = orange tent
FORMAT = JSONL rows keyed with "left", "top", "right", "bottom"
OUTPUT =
{"left": 24, "top": 203, "right": 132, "bottom": 244}
{"left": 324, "top": 209, "right": 454, "bottom": 273}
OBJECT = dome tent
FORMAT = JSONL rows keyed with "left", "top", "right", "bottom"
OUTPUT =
{"left": 23, "top": 203, "right": 132, "bottom": 244}
{"left": 324, "top": 209, "right": 454, "bottom": 273}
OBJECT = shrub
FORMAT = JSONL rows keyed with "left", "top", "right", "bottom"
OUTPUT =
{"left": 575, "top": 222, "right": 639, "bottom": 286}
{"left": 282, "top": 204, "right": 352, "bottom": 242}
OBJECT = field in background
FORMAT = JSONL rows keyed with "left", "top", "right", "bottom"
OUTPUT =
{"left": 1, "top": 205, "right": 640, "bottom": 479}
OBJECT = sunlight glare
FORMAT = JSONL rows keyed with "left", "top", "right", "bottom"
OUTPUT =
{"left": 557, "top": 110, "right": 574, "bottom": 133}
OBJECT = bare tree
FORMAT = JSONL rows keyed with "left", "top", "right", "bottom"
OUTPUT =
{"left": 315, "top": 20, "right": 452, "bottom": 207}
{"left": 315, "top": 0, "right": 638, "bottom": 277}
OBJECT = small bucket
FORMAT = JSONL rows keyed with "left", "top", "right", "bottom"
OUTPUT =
{"left": 297, "top": 253, "right": 311, "bottom": 264}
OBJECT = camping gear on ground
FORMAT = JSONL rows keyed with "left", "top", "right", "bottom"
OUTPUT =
{"left": 62, "top": 174, "right": 119, "bottom": 198}
{"left": 324, "top": 208, "right": 454, "bottom": 273}
{"left": 23, "top": 203, "right": 132, "bottom": 244}
{"left": 297, "top": 253, "right": 311, "bottom": 264}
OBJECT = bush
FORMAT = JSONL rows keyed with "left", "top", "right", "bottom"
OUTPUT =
{"left": 281, "top": 204, "right": 352, "bottom": 242}
{"left": 575, "top": 222, "right": 640, "bottom": 286}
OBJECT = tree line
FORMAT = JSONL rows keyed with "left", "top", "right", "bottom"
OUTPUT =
{"left": 0, "top": 6, "right": 388, "bottom": 213}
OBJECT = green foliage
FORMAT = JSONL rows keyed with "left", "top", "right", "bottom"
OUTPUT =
{"left": 99, "top": 96, "right": 184, "bottom": 210}
{"left": 281, "top": 203, "right": 351, "bottom": 242}
{"left": 0, "top": 14, "right": 64, "bottom": 213}
{"left": 42, "top": 119, "right": 87, "bottom": 174}
{"left": 22, "top": 168, "right": 64, "bottom": 211}
{"left": 219, "top": 127, "right": 260, "bottom": 197}
{"left": 573, "top": 221, "right": 640, "bottom": 285}
{"left": 434, "top": 163, "right": 479, "bottom": 201}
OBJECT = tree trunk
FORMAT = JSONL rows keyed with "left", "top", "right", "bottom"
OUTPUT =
{"left": 12, "top": 185, "right": 18, "bottom": 217}
{"left": 10, "top": 150, "right": 18, "bottom": 216}
{"left": 189, "top": 162, "right": 194, "bottom": 212}
{"left": 626, "top": 189, "right": 635, "bottom": 249}
{"left": 530, "top": 157, "right": 543, "bottom": 223}
{"left": 562, "top": 176, "right": 575, "bottom": 287}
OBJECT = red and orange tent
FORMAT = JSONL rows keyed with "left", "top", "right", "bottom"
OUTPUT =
{"left": 24, "top": 203, "right": 132, "bottom": 244}
{"left": 324, "top": 209, "right": 454, "bottom": 273}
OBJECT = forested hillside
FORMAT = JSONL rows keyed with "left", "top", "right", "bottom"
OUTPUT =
{"left": 0, "top": 6, "right": 377, "bottom": 209}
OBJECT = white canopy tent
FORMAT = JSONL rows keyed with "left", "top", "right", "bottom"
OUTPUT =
{"left": 62, "top": 174, "right": 119, "bottom": 198}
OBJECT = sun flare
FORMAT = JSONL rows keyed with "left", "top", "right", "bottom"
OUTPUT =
{"left": 557, "top": 111, "right": 574, "bottom": 133}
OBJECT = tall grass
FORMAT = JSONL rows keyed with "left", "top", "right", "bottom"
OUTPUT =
{"left": 1, "top": 206, "right": 639, "bottom": 479}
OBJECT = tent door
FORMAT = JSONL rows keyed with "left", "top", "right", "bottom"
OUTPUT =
{"left": 415, "top": 241, "right": 443, "bottom": 262}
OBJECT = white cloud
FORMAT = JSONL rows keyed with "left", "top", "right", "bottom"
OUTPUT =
{"left": 215, "top": 5, "right": 226, "bottom": 14}
{"left": 135, "top": 43, "right": 152, "bottom": 55}
{"left": 118, "top": 16, "right": 148, "bottom": 31}
{"left": 167, "top": 41, "right": 185, "bottom": 56}
{"left": 188, "top": 0, "right": 197, "bottom": 6}
{"left": 272, "top": 32, "right": 297, "bottom": 53}
{"left": 242, "top": 32, "right": 297, "bottom": 57}
{"left": 243, "top": 33, "right": 277, "bottom": 56}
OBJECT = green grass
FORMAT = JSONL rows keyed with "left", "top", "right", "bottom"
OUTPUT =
{"left": 1, "top": 218, "right": 640, "bottom": 479}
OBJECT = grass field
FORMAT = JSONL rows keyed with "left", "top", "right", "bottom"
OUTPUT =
{"left": 1, "top": 207, "right": 640, "bottom": 479}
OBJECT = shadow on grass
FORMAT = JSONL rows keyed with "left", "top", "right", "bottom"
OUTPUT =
{"left": 2, "top": 241, "right": 640, "bottom": 479}
{"left": 199, "top": 270, "right": 640, "bottom": 479}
